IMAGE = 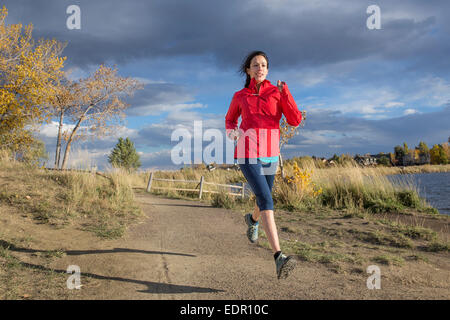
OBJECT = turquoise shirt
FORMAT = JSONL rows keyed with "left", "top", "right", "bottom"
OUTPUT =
{"left": 237, "top": 156, "right": 279, "bottom": 163}
{"left": 258, "top": 156, "right": 279, "bottom": 163}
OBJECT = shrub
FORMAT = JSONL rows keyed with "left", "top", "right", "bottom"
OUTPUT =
{"left": 211, "top": 191, "right": 235, "bottom": 209}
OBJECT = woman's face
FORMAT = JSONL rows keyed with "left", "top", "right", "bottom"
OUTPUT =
{"left": 246, "top": 55, "right": 268, "bottom": 83}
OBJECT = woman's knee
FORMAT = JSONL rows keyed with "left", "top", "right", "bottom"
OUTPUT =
{"left": 256, "top": 195, "right": 274, "bottom": 211}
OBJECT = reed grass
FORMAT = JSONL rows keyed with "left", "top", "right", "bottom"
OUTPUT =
{"left": 135, "top": 158, "right": 446, "bottom": 216}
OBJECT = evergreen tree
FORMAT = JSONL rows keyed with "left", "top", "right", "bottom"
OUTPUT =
{"left": 394, "top": 145, "right": 405, "bottom": 162}
{"left": 108, "top": 137, "right": 141, "bottom": 171}
{"left": 330, "top": 153, "right": 340, "bottom": 163}
{"left": 377, "top": 156, "right": 390, "bottom": 166}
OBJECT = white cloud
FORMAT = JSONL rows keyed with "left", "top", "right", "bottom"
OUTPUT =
{"left": 39, "top": 121, "right": 61, "bottom": 138}
{"left": 318, "top": 85, "right": 399, "bottom": 117}
{"left": 39, "top": 121, "right": 137, "bottom": 142}
{"left": 132, "top": 77, "right": 168, "bottom": 85}
{"left": 128, "top": 103, "right": 206, "bottom": 117}
{"left": 385, "top": 101, "right": 405, "bottom": 108}
{"left": 406, "top": 75, "right": 450, "bottom": 107}
{"left": 293, "top": 70, "right": 328, "bottom": 87}
{"left": 39, "top": 121, "right": 80, "bottom": 139}
{"left": 275, "top": 57, "right": 360, "bottom": 89}
{"left": 403, "top": 108, "right": 419, "bottom": 115}
{"left": 298, "top": 130, "right": 341, "bottom": 145}
{"left": 64, "top": 147, "right": 109, "bottom": 170}
{"left": 360, "top": 105, "right": 378, "bottom": 114}
{"left": 138, "top": 149, "right": 181, "bottom": 171}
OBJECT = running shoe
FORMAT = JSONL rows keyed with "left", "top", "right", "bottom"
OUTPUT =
{"left": 244, "top": 213, "right": 259, "bottom": 243}
{"left": 275, "top": 253, "right": 297, "bottom": 279}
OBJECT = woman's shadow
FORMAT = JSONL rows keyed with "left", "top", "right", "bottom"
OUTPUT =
{"left": 0, "top": 240, "right": 225, "bottom": 295}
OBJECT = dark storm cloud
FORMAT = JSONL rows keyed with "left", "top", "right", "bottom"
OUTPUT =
{"left": 125, "top": 82, "right": 196, "bottom": 116}
{"left": 134, "top": 124, "right": 173, "bottom": 148}
{"left": 2, "top": 0, "right": 448, "bottom": 74}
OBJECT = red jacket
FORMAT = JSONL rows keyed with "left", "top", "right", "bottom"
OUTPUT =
{"left": 225, "top": 77, "right": 302, "bottom": 159}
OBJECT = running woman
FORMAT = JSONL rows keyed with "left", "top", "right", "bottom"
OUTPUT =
{"left": 225, "top": 50, "right": 303, "bottom": 279}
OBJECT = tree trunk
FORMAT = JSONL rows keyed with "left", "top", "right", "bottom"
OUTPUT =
{"left": 60, "top": 116, "right": 83, "bottom": 170}
{"left": 54, "top": 110, "right": 64, "bottom": 169}
{"left": 60, "top": 104, "right": 92, "bottom": 170}
{"left": 61, "top": 138, "right": 72, "bottom": 170}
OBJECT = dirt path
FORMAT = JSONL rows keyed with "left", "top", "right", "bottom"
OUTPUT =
{"left": 28, "top": 190, "right": 442, "bottom": 300}
{"left": 3, "top": 189, "right": 448, "bottom": 299}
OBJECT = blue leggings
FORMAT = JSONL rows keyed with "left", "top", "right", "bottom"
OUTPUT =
{"left": 238, "top": 158, "right": 278, "bottom": 211}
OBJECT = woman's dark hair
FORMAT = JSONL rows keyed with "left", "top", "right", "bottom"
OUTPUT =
{"left": 239, "top": 50, "right": 269, "bottom": 88}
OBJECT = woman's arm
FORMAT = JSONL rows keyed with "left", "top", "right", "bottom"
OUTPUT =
{"left": 278, "top": 81, "right": 302, "bottom": 127}
{"left": 225, "top": 92, "right": 241, "bottom": 139}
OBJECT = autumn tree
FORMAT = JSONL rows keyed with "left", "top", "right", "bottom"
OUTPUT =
{"left": 389, "top": 152, "right": 395, "bottom": 165}
{"left": 417, "top": 141, "right": 429, "bottom": 155}
{"left": 0, "top": 6, "right": 66, "bottom": 154}
{"left": 442, "top": 142, "right": 450, "bottom": 160}
{"left": 16, "top": 137, "right": 48, "bottom": 166}
{"left": 403, "top": 142, "right": 409, "bottom": 154}
{"left": 59, "top": 65, "right": 144, "bottom": 169}
{"left": 47, "top": 74, "right": 83, "bottom": 168}
{"left": 430, "top": 144, "right": 448, "bottom": 165}
{"left": 414, "top": 141, "right": 430, "bottom": 165}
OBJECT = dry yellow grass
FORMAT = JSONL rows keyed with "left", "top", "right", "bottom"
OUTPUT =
{"left": 129, "top": 158, "right": 447, "bottom": 215}
{"left": 0, "top": 149, "right": 143, "bottom": 238}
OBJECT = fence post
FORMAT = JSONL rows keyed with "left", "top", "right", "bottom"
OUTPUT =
{"left": 241, "top": 182, "right": 245, "bottom": 200}
{"left": 146, "top": 172, "right": 154, "bottom": 192}
{"left": 199, "top": 176, "right": 204, "bottom": 199}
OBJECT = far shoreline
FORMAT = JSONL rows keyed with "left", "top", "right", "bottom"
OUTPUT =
{"left": 371, "top": 164, "right": 450, "bottom": 176}
{"left": 313, "top": 164, "right": 450, "bottom": 176}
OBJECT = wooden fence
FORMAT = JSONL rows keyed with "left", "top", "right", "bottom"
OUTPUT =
{"left": 44, "top": 167, "right": 111, "bottom": 180}
{"left": 146, "top": 172, "right": 245, "bottom": 200}
{"left": 43, "top": 168, "right": 246, "bottom": 199}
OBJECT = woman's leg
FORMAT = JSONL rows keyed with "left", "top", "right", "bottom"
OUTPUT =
{"left": 252, "top": 203, "right": 260, "bottom": 221}
{"left": 259, "top": 209, "right": 281, "bottom": 253}
{"left": 256, "top": 163, "right": 280, "bottom": 253}
{"left": 240, "top": 159, "right": 296, "bottom": 278}
{"left": 252, "top": 204, "right": 281, "bottom": 254}
{"left": 240, "top": 160, "right": 280, "bottom": 253}
{"left": 252, "top": 164, "right": 276, "bottom": 222}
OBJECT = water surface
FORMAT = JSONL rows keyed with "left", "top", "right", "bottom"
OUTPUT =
{"left": 387, "top": 172, "right": 450, "bottom": 215}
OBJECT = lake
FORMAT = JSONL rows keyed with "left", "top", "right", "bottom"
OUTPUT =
{"left": 234, "top": 171, "right": 449, "bottom": 215}
{"left": 387, "top": 172, "right": 450, "bottom": 215}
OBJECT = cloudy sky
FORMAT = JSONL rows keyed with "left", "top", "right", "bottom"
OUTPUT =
{"left": 3, "top": 0, "right": 449, "bottom": 170}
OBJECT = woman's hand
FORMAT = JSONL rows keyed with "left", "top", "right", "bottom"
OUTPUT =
{"left": 227, "top": 128, "right": 242, "bottom": 141}
{"left": 277, "top": 80, "right": 286, "bottom": 93}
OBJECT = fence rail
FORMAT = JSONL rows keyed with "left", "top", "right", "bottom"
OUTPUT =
{"left": 43, "top": 168, "right": 246, "bottom": 199}
{"left": 146, "top": 172, "right": 245, "bottom": 200}
{"left": 44, "top": 167, "right": 111, "bottom": 180}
